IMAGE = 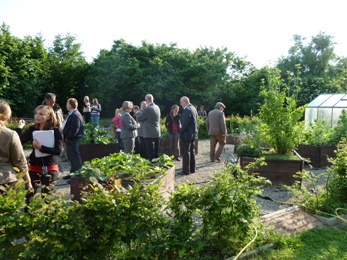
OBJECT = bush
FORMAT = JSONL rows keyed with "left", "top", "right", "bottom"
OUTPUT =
{"left": 0, "top": 165, "right": 268, "bottom": 259}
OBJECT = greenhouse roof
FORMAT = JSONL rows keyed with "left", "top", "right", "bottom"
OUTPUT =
{"left": 307, "top": 93, "right": 347, "bottom": 108}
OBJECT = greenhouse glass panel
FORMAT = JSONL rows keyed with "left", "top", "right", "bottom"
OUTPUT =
{"left": 304, "top": 107, "right": 318, "bottom": 127}
{"left": 332, "top": 108, "right": 344, "bottom": 127}
{"left": 305, "top": 93, "right": 347, "bottom": 128}
{"left": 317, "top": 108, "right": 333, "bottom": 127}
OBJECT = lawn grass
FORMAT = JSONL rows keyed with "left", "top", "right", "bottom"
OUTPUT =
{"left": 252, "top": 226, "right": 347, "bottom": 259}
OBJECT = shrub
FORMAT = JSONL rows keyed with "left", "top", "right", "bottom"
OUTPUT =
{"left": 80, "top": 123, "right": 115, "bottom": 144}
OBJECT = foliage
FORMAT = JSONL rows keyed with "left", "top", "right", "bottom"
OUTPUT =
{"left": 197, "top": 117, "right": 208, "bottom": 139}
{"left": 330, "top": 109, "right": 347, "bottom": 145}
{"left": 87, "top": 40, "right": 240, "bottom": 118}
{"left": 276, "top": 32, "right": 341, "bottom": 106}
{"left": 286, "top": 138, "right": 347, "bottom": 215}
{"left": 46, "top": 34, "right": 89, "bottom": 104}
{"left": 302, "top": 119, "right": 334, "bottom": 146}
{"left": 254, "top": 226, "right": 347, "bottom": 259}
{"left": 74, "top": 152, "right": 174, "bottom": 182}
{"left": 0, "top": 162, "right": 269, "bottom": 259}
{"left": 326, "top": 138, "right": 347, "bottom": 208}
{"left": 225, "top": 114, "right": 259, "bottom": 136}
{"left": 80, "top": 123, "right": 115, "bottom": 144}
{"left": 258, "top": 68, "right": 306, "bottom": 154}
{"left": 0, "top": 24, "right": 48, "bottom": 117}
{"left": 236, "top": 144, "right": 262, "bottom": 157}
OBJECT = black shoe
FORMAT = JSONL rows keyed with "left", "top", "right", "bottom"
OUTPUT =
{"left": 63, "top": 175, "right": 71, "bottom": 180}
{"left": 215, "top": 158, "right": 221, "bottom": 162}
{"left": 177, "top": 172, "right": 189, "bottom": 175}
{"left": 176, "top": 157, "right": 181, "bottom": 161}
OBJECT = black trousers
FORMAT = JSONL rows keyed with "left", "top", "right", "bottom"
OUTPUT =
{"left": 143, "top": 137, "right": 159, "bottom": 161}
{"left": 180, "top": 139, "right": 196, "bottom": 174}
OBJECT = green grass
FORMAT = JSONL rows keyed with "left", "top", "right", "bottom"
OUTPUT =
{"left": 253, "top": 227, "right": 347, "bottom": 259}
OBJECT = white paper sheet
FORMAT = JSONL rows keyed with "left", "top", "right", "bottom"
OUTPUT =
{"left": 32, "top": 130, "right": 55, "bottom": 157}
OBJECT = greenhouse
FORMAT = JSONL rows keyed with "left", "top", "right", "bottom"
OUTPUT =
{"left": 305, "top": 93, "right": 347, "bottom": 128}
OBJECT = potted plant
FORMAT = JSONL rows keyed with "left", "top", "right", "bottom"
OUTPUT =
{"left": 70, "top": 152, "right": 175, "bottom": 202}
{"left": 78, "top": 123, "right": 118, "bottom": 162}
{"left": 238, "top": 69, "right": 305, "bottom": 185}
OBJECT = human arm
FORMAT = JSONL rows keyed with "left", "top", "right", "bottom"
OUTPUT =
{"left": 10, "top": 132, "right": 32, "bottom": 190}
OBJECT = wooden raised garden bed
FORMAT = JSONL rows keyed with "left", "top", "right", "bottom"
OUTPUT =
{"left": 78, "top": 142, "right": 118, "bottom": 163}
{"left": 298, "top": 144, "right": 336, "bottom": 168}
{"left": 70, "top": 166, "right": 175, "bottom": 202}
{"left": 240, "top": 155, "right": 304, "bottom": 186}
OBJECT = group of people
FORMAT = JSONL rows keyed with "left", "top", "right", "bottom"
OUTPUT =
{"left": 111, "top": 94, "right": 228, "bottom": 176}
{"left": 1, "top": 90, "right": 228, "bottom": 199}
{"left": 82, "top": 96, "right": 102, "bottom": 124}
{"left": 112, "top": 94, "right": 161, "bottom": 162}
{"left": 0, "top": 94, "right": 85, "bottom": 202}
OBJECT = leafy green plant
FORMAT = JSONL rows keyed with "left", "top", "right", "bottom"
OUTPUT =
{"left": 302, "top": 119, "right": 334, "bottom": 146}
{"left": 80, "top": 123, "right": 115, "bottom": 144}
{"left": 236, "top": 143, "right": 262, "bottom": 157}
{"left": 258, "top": 68, "right": 306, "bottom": 154}
{"left": 330, "top": 109, "right": 347, "bottom": 145}
{"left": 1, "top": 158, "right": 271, "bottom": 259}
{"left": 286, "top": 138, "right": 347, "bottom": 215}
{"left": 74, "top": 152, "right": 174, "bottom": 182}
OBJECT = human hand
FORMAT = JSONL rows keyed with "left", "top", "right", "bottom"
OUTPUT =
{"left": 18, "top": 119, "right": 26, "bottom": 129}
{"left": 32, "top": 139, "right": 42, "bottom": 150}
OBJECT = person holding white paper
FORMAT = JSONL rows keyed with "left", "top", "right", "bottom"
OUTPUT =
{"left": 16, "top": 105, "right": 63, "bottom": 200}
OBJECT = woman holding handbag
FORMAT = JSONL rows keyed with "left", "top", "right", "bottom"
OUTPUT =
{"left": 16, "top": 105, "right": 63, "bottom": 200}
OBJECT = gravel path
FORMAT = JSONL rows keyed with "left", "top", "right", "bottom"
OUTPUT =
{"left": 29, "top": 139, "right": 325, "bottom": 216}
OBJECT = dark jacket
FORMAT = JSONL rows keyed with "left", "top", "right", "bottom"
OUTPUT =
{"left": 180, "top": 104, "right": 198, "bottom": 140}
{"left": 63, "top": 109, "right": 84, "bottom": 141}
{"left": 16, "top": 126, "right": 63, "bottom": 167}
{"left": 165, "top": 113, "right": 181, "bottom": 134}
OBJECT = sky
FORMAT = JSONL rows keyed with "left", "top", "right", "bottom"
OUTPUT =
{"left": 1, "top": 0, "right": 347, "bottom": 68}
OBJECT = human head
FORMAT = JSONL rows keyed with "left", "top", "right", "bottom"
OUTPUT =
{"left": 171, "top": 104, "right": 179, "bottom": 114}
{"left": 145, "top": 94, "right": 154, "bottom": 104}
{"left": 140, "top": 101, "right": 147, "bottom": 109}
{"left": 44, "top": 93, "right": 56, "bottom": 107}
{"left": 133, "top": 105, "right": 139, "bottom": 113}
{"left": 67, "top": 98, "right": 78, "bottom": 111}
{"left": 92, "top": 98, "right": 98, "bottom": 105}
{"left": 199, "top": 105, "right": 204, "bottom": 110}
{"left": 180, "top": 96, "right": 189, "bottom": 108}
{"left": 122, "top": 101, "right": 133, "bottom": 112}
{"left": 34, "top": 105, "right": 57, "bottom": 129}
{"left": 84, "top": 96, "right": 89, "bottom": 103}
{"left": 215, "top": 102, "right": 226, "bottom": 111}
{"left": 0, "top": 99, "right": 11, "bottom": 126}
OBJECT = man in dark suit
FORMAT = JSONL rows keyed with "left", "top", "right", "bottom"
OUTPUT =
{"left": 178, "top": 96, "right": 198, "bottom": 175}
{"left": 136, "top": 94, "right": 161, "bottom": 161}
{"left": 62, "top": 98, "right": 84, "bottom": 180}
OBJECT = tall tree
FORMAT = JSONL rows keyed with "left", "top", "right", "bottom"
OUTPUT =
{"left": 277, "top": 32, "right": 340, "bottom": 105}
{"left": 87, "top": 40, "right": 238, "bottom": 117}
{"left": 0, "top": 24, "right": 48, "bottom": 117}
{"left": 46, "top": 34, "right": 88, "bottom": 111}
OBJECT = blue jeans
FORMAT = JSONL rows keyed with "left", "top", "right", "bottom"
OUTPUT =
{"left": 91, "top": 115, "right": 100, "bottom": 125}
{"left": 65, "top": 138, "right": 83, "bottom": 173}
